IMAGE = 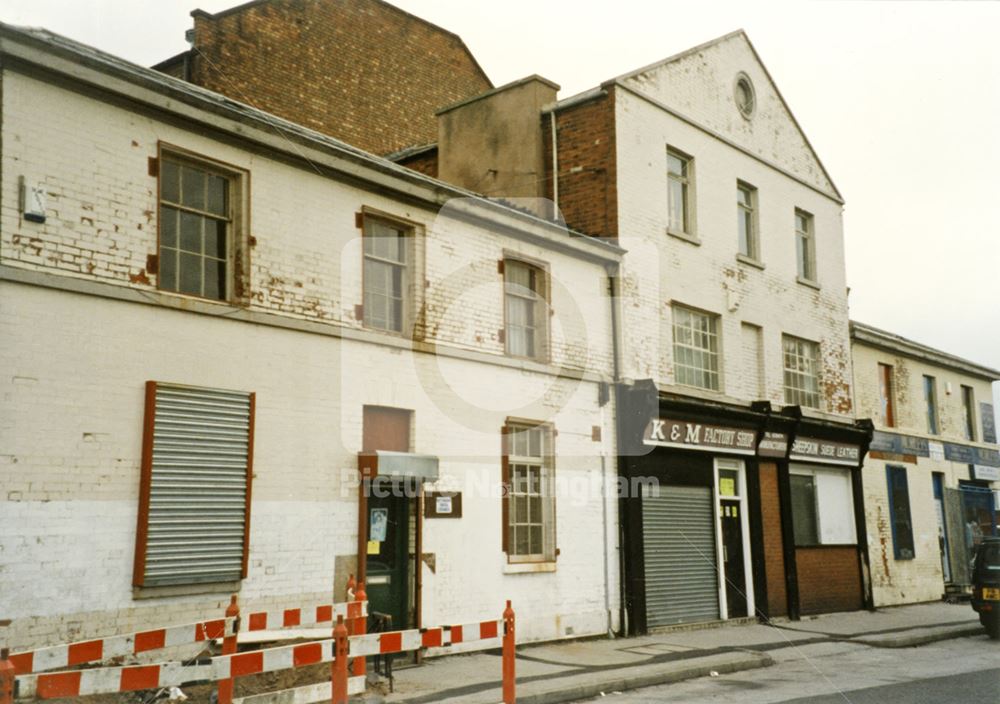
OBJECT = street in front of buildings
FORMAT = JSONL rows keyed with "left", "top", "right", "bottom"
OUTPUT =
{"left": 571, "top": 635, "right": 999, "bottom": 704}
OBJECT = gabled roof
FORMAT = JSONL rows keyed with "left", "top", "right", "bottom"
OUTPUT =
{"left": 605, "top": 29, "right": 844, "bottom": 203}
{"left": 851, "top": 321, "right": 1000, "bottom": 381}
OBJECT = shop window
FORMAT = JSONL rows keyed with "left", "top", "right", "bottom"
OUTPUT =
{"left": 503, "top": 259, "right": 548, "bottom": 360}
{"left": 158, "top": 153, "right": 241, "bottom": 300}
{"left": 502, "top": 422, "right": 556, "bottom": 563}
{"left": 782, "top": 335, "right": 821, "bottom": 409}
{"left": 886, "top": 465, "right": 915, "bottom": 559}
{"left": 672, "top": 304, "right": 720, "bottom": 391}
{"left": 789, "top": 465, "right": 857, "bottom": 546}
{"left": 790, "top": 474, "right": 819, "bottom": 545}
{"left": 133, "top": 381, "right": 255, "bottom": 587}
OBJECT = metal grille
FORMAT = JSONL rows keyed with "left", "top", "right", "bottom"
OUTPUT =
{"left": 144, "top": 383, "right": 252, "bottom": 586}
{"left": 642, "top": 485, "right": 719, "bottom": 627}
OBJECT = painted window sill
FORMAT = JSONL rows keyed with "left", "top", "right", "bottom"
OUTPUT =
{"left": 503, "top": 561, "right": 557, "bottom": 574}
{"left": 133, "top": 580, "right": 242, "bottom": 600}
{"left": 666, "top": 229, "right": 701, "bottom": 246}
{"left": 736, "top": 253, "right": 765, "bottom": 270}
{"left": 796, "top": 275, "right": 821, "bottom": 290}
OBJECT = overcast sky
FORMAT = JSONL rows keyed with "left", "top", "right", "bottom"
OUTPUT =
{"left": 4, "top": 1, "right": 999, "bottom": 397}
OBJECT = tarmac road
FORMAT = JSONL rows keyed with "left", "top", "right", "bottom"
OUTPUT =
{"left": 573, "top": 633, "right": 1000, "bottom": 703}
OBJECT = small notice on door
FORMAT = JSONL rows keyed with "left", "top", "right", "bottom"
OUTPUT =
{"left": 719, "top": 477, "right": 736, "bottom": 497}
{"left": 435, "top": 495, "right": 453, "bottom": 514}
{"left": 367, "top": 540, "right": 380, "bottom": 555}
{"left": 370, "top": 508, "right": 388, "bottom": 542}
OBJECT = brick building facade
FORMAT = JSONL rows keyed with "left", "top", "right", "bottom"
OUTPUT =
{"left": 852, "top": 322, "right": 999, "bottom": 606}
{"left": 155, "top": 0, "right": 492, "bottom": 156}
{"left": 421, "top": 30, "right": 874, "bottom": 630}
{"left": 0, "top": 23, "right": 621, "bottom": 651}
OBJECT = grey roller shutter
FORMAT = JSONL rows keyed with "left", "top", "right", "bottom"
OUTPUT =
{"left": 642, "top": 484, "right": 719, "bottom": 627}
{"left": 141, "top": 383, "right": 253, "bottom": 587}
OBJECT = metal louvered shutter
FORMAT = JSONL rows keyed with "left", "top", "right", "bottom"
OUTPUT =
{"left": 143, "top": 383, "right": 252, "bottom": 587}
{"left": 642, "top": 484, "right": 719, "bottom": 627}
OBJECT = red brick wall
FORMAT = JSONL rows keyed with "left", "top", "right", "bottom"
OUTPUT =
{"left": 183, "top": 0, "right": 492, "bottom": 156}
{"left": 543, "top": 93, "right": 618, "bottom": 238}
{"left": 796, "top": 547, "right": 863, "bottom": 615}
{"left": 397, "top": 147, "right": 439, "bottom": 178}
{"left": 758, "top": 462, "right": 787, "bottom": 618}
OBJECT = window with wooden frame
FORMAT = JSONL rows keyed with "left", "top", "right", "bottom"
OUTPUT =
{"left": 737, "top": 181, "right": 758, "bottom": 260}
{"left": 501, "top": 422, "right": 556, "bottom": 563}
{"left": 157, "top": 151, "right": 243, "bottom": 301}
{"left": 133, "top": 381, "right": 255, "bottom": 588}
{"left": 878, "top": 363, "right": 896, "bottom": 428}
{"left": 782, "top": 334, "right": 821, "bottom": 409}
{"left": 362, "top": 215, "right": 411, "bottom": 334}
{"left": 672, "top": 304, "right": 721, "bottom": 391}
{"left": 667, "top": 148, "right": 693, "bottom": 236}
{"left": 794, "top": 208, "right": 816, "bottom": 282}
{"left": 503, "top": 258, "right": 548, "bottom": 360}
{"left": 886, "top": 465, "right": 915, "bottom": 559}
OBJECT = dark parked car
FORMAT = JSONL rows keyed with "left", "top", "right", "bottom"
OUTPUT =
{"left": 971, "top": 536, "right": 1000, "bottom": 639}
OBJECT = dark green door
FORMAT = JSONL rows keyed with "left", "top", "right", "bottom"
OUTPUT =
{"left": 366, "top": 483, "right": 410, "bottom": 630}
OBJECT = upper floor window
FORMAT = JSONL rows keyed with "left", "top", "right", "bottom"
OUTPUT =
{"left": 794, "top": 209, "right": 816, "bottom": 282}
{"left": 962, "top": 385, "right": 977, "bottom": 441}
{"left": 878, "top": 363, "right": 896, "bottom": 428}
{"left": 159, "top": 155, "right": 234, "bottom": 300}
{"left": 504, "top": 259, "right": 548, "bottom": 360}
{"left": 502, "top": 422, "right": 556, "bottom": 563}
{"left": 782, "top": 335, "right": 821, "bottom": 409}
{"left": 672, "top": 305, "right": 720, "bottom": 391}
{"left": 667, "top": 148, "right": 693, "bottom": 236}
{"left": 363, "top": 216, "right": 410, "bottom": 333}
{"left": 923, "top": 375, "right": 939, "bottom": 435}
{"left": 737, "top": 182, "right": 758, "bottom": 259}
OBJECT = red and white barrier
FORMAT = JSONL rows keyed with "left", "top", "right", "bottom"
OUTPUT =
{"left": 8, "top": 619, "right": 233, "bottom": 675}
{"left": 244, "top": 601, "right": 366, "bottom": 632}
{"left": 3, "top": 585, "right": 518, "bottom": 704}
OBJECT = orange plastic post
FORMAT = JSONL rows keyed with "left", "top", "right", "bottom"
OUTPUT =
{"left": 345, "top": 573, "right": 356, "bottom": 602}
{"left": 502, "top": 600, "right": 516, "bottom": 704}
{"left": 0, "top": 648, "right": 14, "bottom": 704}
{"left": 332, "top": 615, "right": 349, "bottom": 704}
{"left": 351, "top": 582, "right": 367, "bottom": 678}
{"left": 217, "top": 595, "right": 240, "bottom": 704}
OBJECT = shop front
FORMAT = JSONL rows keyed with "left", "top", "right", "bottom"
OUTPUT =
{"left": 617, "top": 381, "right": 872, "bottom": 634}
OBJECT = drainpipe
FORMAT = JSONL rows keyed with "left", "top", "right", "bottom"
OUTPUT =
{"left": 550, "top": 111, "right": 559, "bottom": 217}
{"left": 606, "top": 262, "right": 627, "bottom": 636}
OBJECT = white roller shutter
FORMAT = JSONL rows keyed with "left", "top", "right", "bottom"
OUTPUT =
{"left": 642, "top": 484, "right": 719, "bottom": 627}
{"left": 136, "top": 382, "right": 254, "bottom": 587}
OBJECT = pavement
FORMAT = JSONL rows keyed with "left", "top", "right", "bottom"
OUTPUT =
{"left": 359, "top": 601, "right": 984, "bottom": 704}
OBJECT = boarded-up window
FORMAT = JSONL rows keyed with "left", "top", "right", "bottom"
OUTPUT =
{"left": 362, "top": 406, "right": 412, "bottom": 453}
{"left": 133, "top": 382, "right": 255, "bottom": 587}
{"left": 887, "top": 465, "right": 915, "bottom": 560}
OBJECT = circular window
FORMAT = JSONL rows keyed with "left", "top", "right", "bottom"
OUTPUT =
{"left": 734, "top": 73, "right": 755, "bottom": 119}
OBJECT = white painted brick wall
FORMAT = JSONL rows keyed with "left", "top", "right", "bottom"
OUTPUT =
{"left": 614, "top": 77, "right": 854, "bottom": 416}
{"left": 0, "top": 68, "right": 620, "bottom": 650}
